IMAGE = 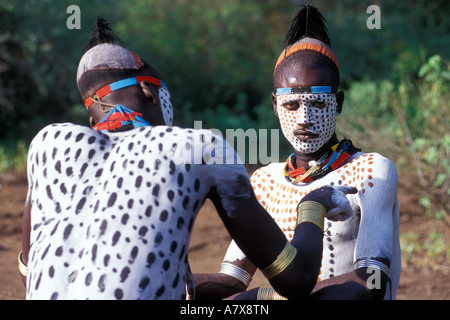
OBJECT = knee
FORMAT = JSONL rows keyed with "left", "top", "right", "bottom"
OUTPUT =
{"left": 311, "top": 281, "right": 372, "bottom": 300}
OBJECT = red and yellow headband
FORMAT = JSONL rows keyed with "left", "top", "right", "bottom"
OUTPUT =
{"left": 84, "top": 76, "right": 166, "bottom": 110}
{"left": 274, "top": 38, "right": 339, "bottom": 75}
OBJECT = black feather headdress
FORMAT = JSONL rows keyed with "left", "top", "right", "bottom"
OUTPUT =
{"left": 83, "top": 17, "right": 122, "bottom": 53}
{"left": 273, "top": 4, "right": 339, "bottom": 85}
{"left": 284, "top": 4, "right": 331, "bottom": 48}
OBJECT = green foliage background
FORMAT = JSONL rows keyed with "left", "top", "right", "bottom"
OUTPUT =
{"left": 0, "top": 1, "right": 449, "bottom": 248}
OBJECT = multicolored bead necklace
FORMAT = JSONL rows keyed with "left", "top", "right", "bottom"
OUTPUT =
{"left": 283, "top": 138, "right": 360, "bottom": 184}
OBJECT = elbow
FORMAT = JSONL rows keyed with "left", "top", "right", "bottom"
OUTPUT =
{"left": 270, "top": 269, "right": 317, "bottom": 300}
{"left": 267, "top": 250, "right": 321, "bottom": 299}
{"left": 194, "top": 273, "right": 247, "bottom": 300}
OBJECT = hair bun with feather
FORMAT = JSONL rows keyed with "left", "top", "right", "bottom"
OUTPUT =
{"left": 284, "top": 4, "right": 331, "bottom": 48}
{"left": 274, "top": 5, "right": 339, "bottom": 85}
{"left": 83, "top": 17, "right": 121, "bottom": 53}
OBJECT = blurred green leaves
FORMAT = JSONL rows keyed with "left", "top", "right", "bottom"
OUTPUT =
{"left": 1, "top": 0, "right": 449, "bottom": 137}
{"left": 0, "top": 1, "right": 449, "bottom": 201}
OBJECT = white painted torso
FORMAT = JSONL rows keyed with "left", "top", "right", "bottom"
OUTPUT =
{"left": 25, "top": 123, "right": 250, "bottom": 300}
{"left": 224, "top": 152, "right": 401, "bottom": 299}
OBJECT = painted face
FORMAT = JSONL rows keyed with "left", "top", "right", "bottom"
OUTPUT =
{"left": 277, "top": 90, "right": 337, "bottom": 153}
{"left": 158, "top": 86, "right": 173, "bottom": 126}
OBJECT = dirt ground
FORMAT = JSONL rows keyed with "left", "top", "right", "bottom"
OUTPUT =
{"left": 0, "top": 171, "right": 448, "bottom": 300}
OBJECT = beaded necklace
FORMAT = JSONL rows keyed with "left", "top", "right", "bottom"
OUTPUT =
{"left": 283, "top": 138, "right": 360, "bottom": 184}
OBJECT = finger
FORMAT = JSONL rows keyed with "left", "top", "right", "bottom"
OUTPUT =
{"left": 326, "top": 212, "right": 346, "bottom": 222}
{"left": 326, "top": 206, "right": 354, "bottom": 221}
{"left": 333, "top": 186, "right": 358, "bottom": 195}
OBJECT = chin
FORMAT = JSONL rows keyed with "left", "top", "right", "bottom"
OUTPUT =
{"left": 289, "top": 136, "right": 324, "bottom": 154}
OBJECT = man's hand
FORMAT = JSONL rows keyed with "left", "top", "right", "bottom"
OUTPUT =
{"left": 300, "top": 185, "right": 357, "bottom": 222}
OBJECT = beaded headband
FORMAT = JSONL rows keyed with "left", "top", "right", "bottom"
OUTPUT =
{"left": 275, "top": 85, "right": 337, "bottom": 95}
{"left": 274, "top": 38, "right": 339, "bottom": 75}
{"left": 84, "top": 76, "right": 167, "bottom": 110}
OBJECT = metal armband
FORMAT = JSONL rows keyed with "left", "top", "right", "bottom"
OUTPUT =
{"left": 257, "top": 287, "right": 287, "bottom": 300}
{"left": 296, "top": 201, "right": 326, "bottom": 232}
{"left": 261, "top": 241, "right": 297, "bottom": 280}
{"left": 355, "top": 258, "right": 390, "bottom": 278}
{"left": 18, "top": 251, "right": 28, "bottom": 277}
{"left": 219, "top": 262, "right": 253, "bottom": 288}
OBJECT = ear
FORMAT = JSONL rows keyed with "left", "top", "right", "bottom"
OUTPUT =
{"left": 272, "top": 92, "right": 278, "bottom": 116}
{"left": 335, "top": 90, "right": 344, "bottom": 114}
{"left": 140, "top": 81, "right": 158, "bottom": 105}
{"left": 89, "top": 116, "right": 96, "bottom": 128}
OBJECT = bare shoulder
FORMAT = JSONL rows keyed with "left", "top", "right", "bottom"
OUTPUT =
{"left": 250, "top": 163, "right": 284, "bottom": 181}
{"left": 346, "top": 152, "right": 398, "bottom": 203}
{"left": 347, "top": 152, "right": 397, "bottom": 180}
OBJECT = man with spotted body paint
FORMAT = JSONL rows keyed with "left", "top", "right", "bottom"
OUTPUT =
{"left": 194, "top": 6, "right": 401, "bottom": 300}
{"left": 19, "top": 18, "right": 358, "bottom": 300}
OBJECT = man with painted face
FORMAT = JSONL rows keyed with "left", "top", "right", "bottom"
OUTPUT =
{"left": 20, "top": 18, "right": 358, "bottom": 300}
{"left": 194, "top": 5, "right": 401, "bottom": 300}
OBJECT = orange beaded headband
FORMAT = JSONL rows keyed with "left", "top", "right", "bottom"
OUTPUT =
{"left": 274, "top": 41, "right": 339, "bottom": 75}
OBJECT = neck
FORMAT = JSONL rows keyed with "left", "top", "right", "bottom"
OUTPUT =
{"left": 294, "top": 134, "right": 339, "bottom": 168}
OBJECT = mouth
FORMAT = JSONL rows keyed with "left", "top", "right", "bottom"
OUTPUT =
{"left": 293, "top": 128, "right": 319, "bottom": 141}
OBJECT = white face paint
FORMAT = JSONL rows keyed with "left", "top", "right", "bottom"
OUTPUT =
{"left": 158, "top": 86, "right": 173, "bottom": 126}
{"left": 277, "top": 92, "right": 337, "bottom": 153}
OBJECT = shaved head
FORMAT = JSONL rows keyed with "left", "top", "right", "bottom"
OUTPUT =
{"left": 274, "top": 51, "right": 339, "bottom": 90}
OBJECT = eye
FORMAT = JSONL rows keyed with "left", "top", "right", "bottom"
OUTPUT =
{"left": 310, "top": 100, "right": 326, "bottom": 109}
{"left": 281, "top": 100, "right": 300, "bottom": 111}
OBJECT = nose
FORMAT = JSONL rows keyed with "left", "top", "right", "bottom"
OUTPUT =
{"left": 296, "top": 104, "right": 314, "bottom": 127}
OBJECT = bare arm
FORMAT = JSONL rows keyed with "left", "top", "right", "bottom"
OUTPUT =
{"left": 194, "top": 256, "right": 256, "bottom": 300}
{"left": 313, "top": 157, "right": 398, "bottom": 300}
{"left": 311, "top": 261, "right": 389, "bottom": 300}
{"left": 208, "top": 185, "right": 356, "bottom": 299}
{"left": 21, "top": 195, "right": 32, "bottom": 288}
{"left": 194, "top": 273, "right": 248, "bottom": 300}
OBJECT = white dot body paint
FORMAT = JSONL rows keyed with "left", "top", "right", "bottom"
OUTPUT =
{"left": 277, "top": 92, "right": 337, "bottom": 154}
